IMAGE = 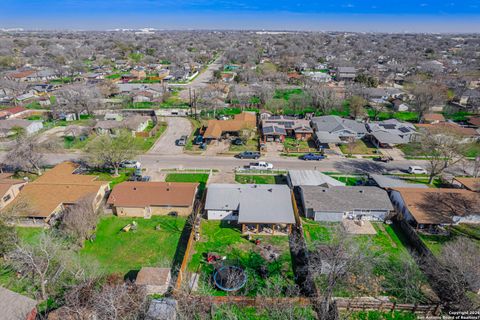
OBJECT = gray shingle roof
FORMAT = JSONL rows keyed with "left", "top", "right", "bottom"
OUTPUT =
{"left": 0, "top": 287, "right": 37, "bottom": 320}
{"left": 288, "top": 170, "right": 345, "bottom": 187}
{"left": 369, "top": 174, "right": 429, "bottom": 189}
{"left": 311, "top": 116, "right": 367, "bottom": 135}
{"left": 205, "top": 184, "right": 295, "bottom": 224}
{"left": 300, "top": 186, "right": 394, "bottom": 212}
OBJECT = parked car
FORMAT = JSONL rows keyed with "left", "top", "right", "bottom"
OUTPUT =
{"left": 246, "top": 162, "right": 273, "bottom": 170}
{"left": 374, "top": 155, "right": 393, "bottom": 163}
{"left": 121, "top": 160, "right": 141, "bottom": 169}
{"left": 236, "top": 151, "right": 260, "bottom": 159}
{"left": 301, "top": 153, "right": 325, "bottom": 161}
{"left": 232, "top": 138, "right": 244, "bottom": 145}
{"left": 176, "top": 135, "right": 188, "bottom": 146}
{"left": 193, "top": 135, "right": 204, "bottom": 145}
{"left": 408, "top": 166, "right": 428, "bottom": 174}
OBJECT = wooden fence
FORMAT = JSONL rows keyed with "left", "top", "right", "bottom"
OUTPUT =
{"left": 174, "top": 193, "right": 205, "bottom": 291}
{"left": 181, "top": 295, "right": 442, "bottom": 315}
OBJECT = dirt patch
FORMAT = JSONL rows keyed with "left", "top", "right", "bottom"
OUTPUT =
{"left": 342, "top": 220, "right": 377, "bottom": 235}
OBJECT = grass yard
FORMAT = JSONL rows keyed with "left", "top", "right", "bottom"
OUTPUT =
{"left": 64, "top": 135, "right": 93, "bottom": 150}
{"left": 283, "top": 137, "right": 313, "bottom": 150}
{"left": 330, "top": 175, "right": 365, "bottom": 186}
{"left": 184, "top": 118, "right": 204, "bottom": 152}
{"left": 134, "top": 121, "right": 167, "bottom": 151}
{"left": 80, "top": 216, "right": 186, "bottom": 275}
{"left": 339, "top": 140, "right": 378, "bottom": 155}
{"left": 165, "top": 173, "right": 209, "bottom": 193}
{"left": 188, "top": 220, "right": 295, "bottom": 297}
{"left": 345, "top": 310, "right": 417, "bottom": 320}
{"left": 418, "top": 224, "right": 480, "bottom": 256}
{"left": 303, "top": 220, "right": 429, "bottom": 302}
{"left": 235, "top": 174, "right": 287, "bottom": 185}
{"left": 400, "top": 142, "right": 480, "bottom": 159}
{"left": 229, "top": 134, "right": 259, "bottom": 153}
{"left": 211, "top": 304, "right": 317, "bottom": 320}
{"left": 88, "top": 168, "right": 134, "bottom": 188}
{"left": 273, "top": 88, "right": 304, "bottom": 101}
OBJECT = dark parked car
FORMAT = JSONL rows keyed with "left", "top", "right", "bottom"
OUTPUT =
{"left": 301, "top": 153, "right": 325, "bottom": 161}
{"left": 193, "top": 135, "right": 204, "bottom": 145}
{"left": 373, "top": 156, "right": 393, "bottom": 163}
{"left": 236, "top": 151, "right": 260, "bottom": 159}
{"left": 232, "top": 138, "right": 244, "bottom": 145}
{"left": 176, "top": 135, "right": 188, "bottom": 146}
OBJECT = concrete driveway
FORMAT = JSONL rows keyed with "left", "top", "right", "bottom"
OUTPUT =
{"left": 148, "top": 117, "right": 192, "bottom": 155}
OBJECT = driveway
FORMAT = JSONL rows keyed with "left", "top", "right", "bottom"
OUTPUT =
{"left": 148, "top": 117, "right": 192, "bottom": 155}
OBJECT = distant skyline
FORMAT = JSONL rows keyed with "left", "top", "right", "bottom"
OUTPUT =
{"left": 1, "top": 0, "right": 480, "bottom": 33}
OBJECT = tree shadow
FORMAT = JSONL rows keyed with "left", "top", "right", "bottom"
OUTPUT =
{"left": 333, "top": 159, "right": 405, "bottom": 175}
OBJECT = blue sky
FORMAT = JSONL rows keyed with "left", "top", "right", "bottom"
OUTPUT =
{"left": 1, "top": 0, "right": 480, "bottom": 32}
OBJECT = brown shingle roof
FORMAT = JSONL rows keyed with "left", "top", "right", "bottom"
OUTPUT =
{"left": 394, "top": 187, "right": 480, "bottom": 225}
{"left": 107, "top": 182, "right": 198, "bottom": 208}
{"left": 468, "top": 117, "right": 480, "bottom": 127}
{"left": 0, "top": 176, "right": 26, "bottom": 197}
{"left": 203, "top": 112, "right": 256, "bottom": 139}
{"left": 7, "top": 162, "right": 108, "bottom": 219}
{"left": 453, "top": 177, "right": 480, "bottom": 192}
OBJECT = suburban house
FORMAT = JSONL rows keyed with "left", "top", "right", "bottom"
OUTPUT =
{"left": 0, "top": 287, "right": 37, "bottom": 320}
{"left": 390, "top": 188, "right": 480, "bottom": 229}
{"left": 261, "top": 115, "right": 313, "bottom": 142}
{"left": 204, "top": 184, "right": 295, "bottom": 235}
{"left": 135, "top": 267, "right": 171, "bottom": 295}
{"left": 94, "top": 115, "right": 151, "bottom": 136}
{"left": 363, "top": 87, "right": 403, "bottom": 105}
{"left": 6, "top": 69, "right": 37, "bottom": 81}
{"left": 366, "top": 119, "right": 418, "bottom": 148}
{"left": 422, "top": 113, "right": 446, "bottom": 124}
{"left": 287, "top": 170, "right": 345, "bottom": 189}
{"left": 299, "top": 186, "right": 394, "bottom": 222}
{"left": 311, "top": 115, "right": 367, "bottom": 146}
{"left": 5, "top": 162, "right": 110, "bottom": 224}
{"left": 3, "top": 106, "right": 31, "bottom": 119}
{"left": 303, "top": 71, "right": 332, "bottom": 83}
{"left": 107, "top": 182, "right": 198, "bottom": 218}
{"left": 452, "top": 177, "right": 480, "bottom": 192}
{"left": 0, "top": 119, "right": 43, "bottom": 137}
{"left": 202, "top": 112, "right": 257, "bottom": 141}
{"left": 392, "top": 99, "right": 410, "bottom": 112}
{"left": 0, "top": 173, "right": 27, "bottom": 209}
{"left": 336, "top": 67, "right": 357, "bottom": 81}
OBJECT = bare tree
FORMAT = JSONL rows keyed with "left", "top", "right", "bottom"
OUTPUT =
{"left": 305, "top": 83, "right": 340, "bottom": 114}
{"left": 60, "top": 195, "right": 99, "bottom": 246}
{"left": 4, "top": 135, "right": 44, "bottom": 175}
{"left": 418, "top": 130, "right": 465, "bottom": 184}
{"left": 348, "top": 96, "right": 367, "bottom": 119}
{"left": 85, "top": 129, "right": 140, "bottom": 176}
{"left": 55, "top": 84, "right": 103, "bottom": 119}
{"left": 309, "top": 226, "right": 381, "bottom": 319}
{"left": 7, "top": 233, "right": 70, "bottom": 300}
{"left": 410, "top": 81, "right": 447, "bottom": 121}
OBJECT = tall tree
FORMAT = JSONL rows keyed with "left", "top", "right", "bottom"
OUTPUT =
{"left": 85, "top": 130, "right": 140, "bottom": 176}
{"left": 410, "top": 81, "right": 447, "bottom": 121}
{"left": 55, "top": 85, "right": 103, "bottom": 119}
{"left": 349, "top": 95, "right": 367, "bottom": 119}
{"left": 4, "top": 135, "right": 44, "bottom": 175}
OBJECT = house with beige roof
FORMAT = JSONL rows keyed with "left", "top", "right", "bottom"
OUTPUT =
{"left": 5, "top": 162, "right": 110, "bottom": 224}
{"left": 202, "top": 112, "right": 256, "bottom": 140}
{"left": 390, "top": 188, "right": 480, "bottom": 229}
{"left": 0, "top": 173, "right": 27, "bottom": 210}
{"left": 107, "top": 181, "right": 198, "bottom": 218}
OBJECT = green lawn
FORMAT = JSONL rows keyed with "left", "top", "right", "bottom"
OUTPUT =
{"left": 229, "top": 133, "right": 259, "bottom": 153}
{"left": 212, "top": 305, "right": 317, "bottom": 320}
{"left": 80, "top": 216, "right": 186, "bottom": 275}
{"left": 419, "top": 224, "right": 480, "bottom": 256}
{"left": 64, "top": 136, "right": 92, "bottom": 150}
{"left": 189, "top": 220, "right": 295, "bottom": 297}
{"left": 274, "top": 88, "right": 304, "bottom": 101}
{"left": 165, "top": 173, "right": 209, "bottom": 193}
{"left": 235, "top": 174, "right": 287, "bottom": 185}
{"left": 339, "top": 140, "right": 378, "bottom": 155}
{"left": 135, "top": 121, "right": 167, "bottom": 151}
{"left": 330, "top": 175, "right": 365, "bottom": 186}
{"left": 89, "top": 168, "right": 134, "bottom": 188}
{"left": 283, "top": 137, "right": 313, "bottom": 150}
{"left": 345, "top": 310, "right": 417, "bottom": 320}
{"left": 304, "top": 221, "right": 428, "bottom": 302}
{"left": 400, "top": 142, "right": 480, "bottom": 159}
{"left": 16, "top": 227, "right": 45, "bottom": 244}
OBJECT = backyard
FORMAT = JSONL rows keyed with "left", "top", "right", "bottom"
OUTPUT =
{"left": 188, "top": 220, "right": 296, "bottom": 297}
{"left": 302, "top": 220, "right": 430, "bottom": 302}
{"left": 80, "top": 216, "right": 186, "bottom": 275}
{"left": 399, "top": 142, "right": 480, "bottom": 159}
{"left": 418, "top": 224, "right": 480, "bottom": 256}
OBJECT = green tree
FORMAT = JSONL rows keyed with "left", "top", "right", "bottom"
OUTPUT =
{"left": 349, "top": 96, "right": 367, "bottom": 119}
{"left": 85, "top": 130, "right": 140, "bottom": 176}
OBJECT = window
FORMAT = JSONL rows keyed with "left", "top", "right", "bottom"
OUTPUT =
{"left": 3, "top": 194, "right": 11, "bottom": 202}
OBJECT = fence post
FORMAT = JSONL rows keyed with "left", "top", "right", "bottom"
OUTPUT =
{"left": 391, "top": 301, "right": 396, "bottom": 312}
{"left": 413, "top": 303, "right": 418, "bottom": 313}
